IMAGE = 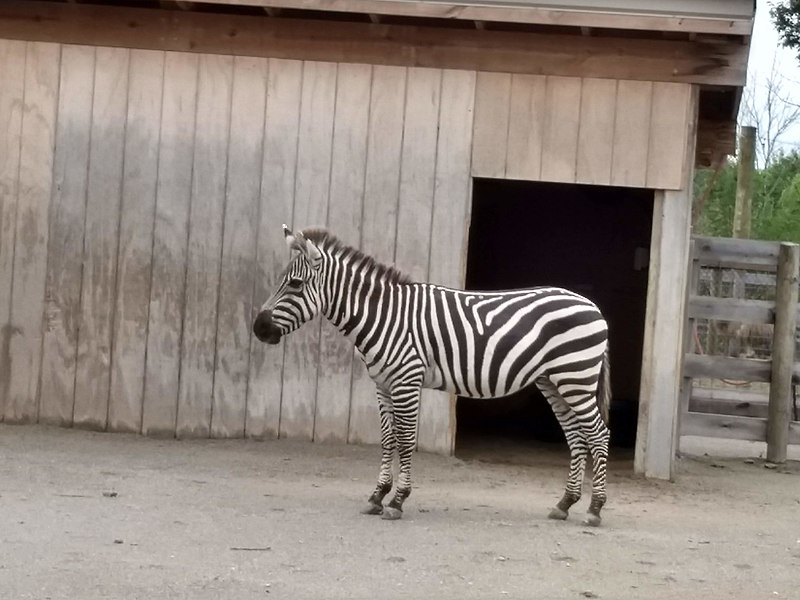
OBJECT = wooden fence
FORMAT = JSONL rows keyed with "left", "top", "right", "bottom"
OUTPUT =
{"left": 679, "top": 236, "right": 800, "bottom": 462}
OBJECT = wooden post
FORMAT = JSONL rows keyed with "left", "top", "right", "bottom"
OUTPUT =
{"left": 708, "top": 269, "right": 722, "bottom": 354}
{"left": 732, "top": 126, "right": 755, "bottom": 239}
{"left": 766, "top": 242, "right": 799, "bottom": 463}
{"left": 634, "top": 86, "right": 698, "bottom": 480}
{"left": 677, "top": 240, "right": 699, "bottom": 454}
{"left": 636, "top": 189, "right": 693, "bottom": 479}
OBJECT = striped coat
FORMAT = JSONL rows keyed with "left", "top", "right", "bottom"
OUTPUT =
{"left": 253, "top": 226, "right": 611, "bottom": 525}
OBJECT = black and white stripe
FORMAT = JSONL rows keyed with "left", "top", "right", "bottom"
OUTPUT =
{"left": 253, "top": 227, "right": 611, "bottom": 525}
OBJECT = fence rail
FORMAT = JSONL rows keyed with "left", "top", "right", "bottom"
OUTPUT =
{"left": 690, "top": 386, "right": 779, "bottom": 418}
{"left": 693, "top": 236, "right": 782, "bottom": 271}
{"left": 682, "top": 412, "right": 800, "bottom": 444}
{"left": 680, "top": 236, "right": 800, "bottom": 461}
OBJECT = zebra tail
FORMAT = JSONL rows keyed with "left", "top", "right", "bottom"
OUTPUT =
{"left": 598, "top": 345, "right": 611, "bottom": 427}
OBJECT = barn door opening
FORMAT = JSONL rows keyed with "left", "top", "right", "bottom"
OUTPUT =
{"left": 455, "top": 179, "right": 654, "bottom": 461}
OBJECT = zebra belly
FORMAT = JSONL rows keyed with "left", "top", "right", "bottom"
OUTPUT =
{"left": 424, "top": 304, "right": 608, "bottom": 398}
{"left": 422, "top": 360, "right": 543, "bottom": 399}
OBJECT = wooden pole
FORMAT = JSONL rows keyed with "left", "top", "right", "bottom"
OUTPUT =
{"left": 677, "top": 240, "right": 699, "bottom": 454}
{"left": 732, "top": 126, "right": 755, "bottom": 239}
{"left": 766, "top": 242, "right": 799, "bottom": 464}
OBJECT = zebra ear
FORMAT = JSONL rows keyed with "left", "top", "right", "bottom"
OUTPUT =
{"left": 283, "top": 224, "right": 298, "bottom": 252}
{"left": 283, "top": 225, "right": 308, "bottom": 258}
{"left": 288, "top": 229, "right": 322, "bottom": 267}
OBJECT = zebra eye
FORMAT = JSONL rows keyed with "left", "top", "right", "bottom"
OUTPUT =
{"left": 287, "top": 277, "right": 304, "bottom": 289}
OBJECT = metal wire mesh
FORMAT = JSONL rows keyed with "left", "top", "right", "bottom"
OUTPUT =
{"left": 694, "top": 267, "right": 799, "bottom": 360}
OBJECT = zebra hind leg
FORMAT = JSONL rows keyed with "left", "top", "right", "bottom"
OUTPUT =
{"left": 537, "top": 378, "right": 587, "bottom": 521}
{"left": 555, "top": 384, "right": 610, "bottom": 527}
{"left": 362, "top": 389, "right": 395, "bottom": 515}
{"left": 583, "top": 416, "right": 610, "bottom": 527}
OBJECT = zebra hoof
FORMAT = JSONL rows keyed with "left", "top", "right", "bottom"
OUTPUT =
{"left": 381, "top": 507, "right": 403, "bottom": 520}
{"left": 582, "top": 513, "right": 602, "bottom": 527}
{"left": 548, "top": 507, "right": 569, "bottom": 520}
{"left": 361, "top": 502, "right": 383, "bottom": 515}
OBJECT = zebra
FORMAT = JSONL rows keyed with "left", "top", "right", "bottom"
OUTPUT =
{"left": 253, "top": 225, "right": 611, "bottom": 526}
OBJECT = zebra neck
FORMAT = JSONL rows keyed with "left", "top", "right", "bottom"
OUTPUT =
{"left": 322, "top": 260, "right": 392, "bottom": 346}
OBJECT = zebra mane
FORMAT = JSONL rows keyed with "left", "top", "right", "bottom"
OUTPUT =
{"left": 301, "top": 228, "right": 413, "bottom": 285}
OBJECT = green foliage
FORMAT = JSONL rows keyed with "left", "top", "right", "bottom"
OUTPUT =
{"left": 693, "top": 150, "right": 800, "bottom": 242}
{"left": 693, "top": 162, "right": 738, "bottom": 236}
{"left": 759, "top": 172, "right": 800, "bottom": 240}
{"left": 771, "top": 1, "right": 800, "bottom": 59}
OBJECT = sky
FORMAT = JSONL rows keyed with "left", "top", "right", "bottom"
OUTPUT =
{"left": 744, "top": 1, "right": 800, "bottom": 154}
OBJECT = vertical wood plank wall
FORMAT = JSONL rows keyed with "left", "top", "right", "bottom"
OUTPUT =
{"left": 0, "top": 38, "right": 694, "bottom": 455}
{"left": 472, "top": 73, "right": 692, "bottom": 190}
{"left": 0, "top": 39, "right": 475, "bottom": 452}
{"left": 2, "top": 42, "right": 59, "bottom": 424}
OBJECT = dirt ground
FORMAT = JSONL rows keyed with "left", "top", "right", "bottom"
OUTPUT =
{"left": 1, "top": 424, "right": 798, "bottom": 600}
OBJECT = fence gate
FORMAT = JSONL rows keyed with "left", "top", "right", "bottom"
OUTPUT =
{"left": 679, "top": 236, "right": 800, "bottom": 461}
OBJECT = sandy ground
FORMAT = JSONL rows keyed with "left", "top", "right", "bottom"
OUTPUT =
{"left": 1, "top": 424, "right": 799, "bottom": 600}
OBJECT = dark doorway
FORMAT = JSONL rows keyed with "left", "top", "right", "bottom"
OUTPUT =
{"left": 455, "top": 179, "right": 653, "bottom": 458}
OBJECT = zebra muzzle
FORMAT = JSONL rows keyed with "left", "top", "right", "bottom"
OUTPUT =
{"left": 253, "top": 310, "right": 282, "bottom": 345}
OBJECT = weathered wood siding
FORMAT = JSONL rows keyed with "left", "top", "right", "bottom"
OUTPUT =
{"left": 0, "top": 36, "right": 697, "bottom": 457}
{"left": 0, "top": 39, "right": 476, "bottom": 452}
{"left": 472, "top": 73, "right": 694, "bottom": 190}
{"left": 1, "top": 41, "right": 59, "bottom": 424}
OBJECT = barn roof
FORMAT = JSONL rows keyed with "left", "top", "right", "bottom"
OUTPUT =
{"left": 191, "top": 0, "right": 755, "bottom": 35}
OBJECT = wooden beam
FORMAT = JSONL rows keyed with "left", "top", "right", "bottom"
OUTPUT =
{"left": 683, "top": 412, "right": 765, "bottom": 442}
{"left": 682, "top": 411, "right": 800, "bottom": 445}
{"left": 732, "top": 125, "right": 756, "bottom": 239}
{"left": 676, "top": 240, "right": 699, "bottom": 453}
{"left": 262, "top": 7, "right": 281, "bottom": 17}
{"left": 695, "top": 119, "right": 736, "bottom": 168}
{"left": 637, "top": 188, "right": 694, "bottom": 479}
{"left": 185, "top": 0, "right": 755, "bottom": 36}
{"left": 0, "top": 1, "right": 750, "bottom": 87}
{"left": 635, "top": 86, "right": 698, "bottom": 480}
{"left": 693, "top": 236, "right": 781, "bottom": 271}
{"left": 689, "top": 387, "right": 771, "bottom": 419}
{"left": 159, "top": 0, "right": 195, "bottom": 9}
{"left": 687, "top": 295, "right": 775, "bottom": 324}
{"left": 683, "top": 354, "right": 773, "bottom": 382}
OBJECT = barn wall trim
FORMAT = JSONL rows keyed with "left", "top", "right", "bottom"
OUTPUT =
{"left": 0, "top": 1, "right": 749, "bottom": 87}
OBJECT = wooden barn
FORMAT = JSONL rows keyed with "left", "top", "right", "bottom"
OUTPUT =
{"left": 0, "top": 0, "right": 753, "bottom": 479}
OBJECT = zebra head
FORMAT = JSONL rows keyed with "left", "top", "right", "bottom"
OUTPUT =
{"left": 252, "top": 225, "right": 324, "bottom": 345}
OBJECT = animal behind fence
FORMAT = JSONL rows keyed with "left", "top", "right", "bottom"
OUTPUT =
{"left": 253, "top": 226, "right": 611, "bottom": 526}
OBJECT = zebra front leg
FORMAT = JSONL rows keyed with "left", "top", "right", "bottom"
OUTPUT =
{"left": 584, "top": 420, "right": 611, "bottom": 527}
{"left": 382, "top": 383, "right": 421, "bottom": 520}
{"left": 362, "top": 388, "right": 395, "bottom": 515}
{"left": 537, "top": 378, "right": 587, "bottom": 521}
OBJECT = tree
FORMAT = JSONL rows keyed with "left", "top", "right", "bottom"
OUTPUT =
{"left": 758, "top": 172, "right": 800, "bottom": 240}
{"left": 772, "top": 1, "right": 800, "bottom": 58}
{"left": 693, "top": 150, "right": 800, "bottom": 243}
{"left": 739, "top": 56, "right": 800, "bottom": 168}
{"left": 693, "top": 161, "right": 737, "bottom": 236}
